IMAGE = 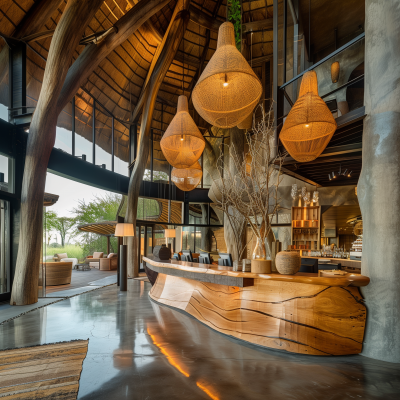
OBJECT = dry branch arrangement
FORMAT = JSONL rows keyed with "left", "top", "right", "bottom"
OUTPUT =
{"left": 210, "top": 105, "right": 284, "bottom": 260}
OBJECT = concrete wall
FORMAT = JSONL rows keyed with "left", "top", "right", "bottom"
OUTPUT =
{"left": 358, "top": 0, "right": 400, "bottom": 363}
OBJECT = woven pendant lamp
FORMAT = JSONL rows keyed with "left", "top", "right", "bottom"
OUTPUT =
{"left": 160, "top": 95, "right": 205, "bottom": 169}
{"left": 192, "top": 22, "right": 262, "bottom": 128}
{"left": 279, "top": 71, "right": 337, "bottom": 162}
{"left": 171, "top": 161, "right": 202, "bottom": 191}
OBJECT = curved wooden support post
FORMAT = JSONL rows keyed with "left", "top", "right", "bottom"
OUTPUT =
{"left": 10, "top": 0, "right": 104, "bottom": 306}
{"left": 125, "top": 2, "right": 190, "bottom": 277}
{"left": 57, "top": 0, "right": 171, "bottom": 114}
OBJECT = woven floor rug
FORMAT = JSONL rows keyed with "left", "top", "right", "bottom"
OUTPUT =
{"left": 0, "top": 340, "right": 88, "bottom": 399}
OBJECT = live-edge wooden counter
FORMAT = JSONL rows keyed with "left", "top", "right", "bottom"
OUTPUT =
{"left": 143, "top": 256, "right": 370, "bottom": 356}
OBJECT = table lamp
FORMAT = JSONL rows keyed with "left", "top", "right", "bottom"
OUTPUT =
{"left": 115, "top": 223, "right": 135, "bottom": 292}
{"left": 164, "top": 229, "right": 176, "bottom": 253}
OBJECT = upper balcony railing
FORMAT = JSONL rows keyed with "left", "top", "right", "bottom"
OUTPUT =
{"left": 279, "top": 33, "right": 365, "bottom": 123}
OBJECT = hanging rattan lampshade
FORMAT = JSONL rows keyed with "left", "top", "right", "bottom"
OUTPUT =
{"left": 237, "top": 111, "right": 253, "bottom": 130}
{"left": 331, "top": 61, "right": 340, "bottom": 83}
{"left": 160, "top": 95, "right": 205, "bottom": 168}
{"left": 192, "top": 22, "right": 262, "bottom": 128}
{"left": 279, "top": 71, "right": 337, "bottom": 162}
{"left": 171, "top": 161, "right": 202, "bottom": 192}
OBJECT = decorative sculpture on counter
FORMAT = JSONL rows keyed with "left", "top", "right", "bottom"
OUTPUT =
{"left": 291, "top": 183, "right": 298, "bottom": 200}
{"left": 303, "top": 191, "right": 311, "bottom": 206}
{"left": 192, "top": 22, "right": 262, "bottom": 128}
{"left": 312, "top": 190, "right": 319, "bottom": 204}
{"left": 160, "top": 95, "right": 205, "bottom": 169}
{"left": 275, "top": 251, "right": 301, "bottom": 275}
{"left": 210, "top": 105, "right": 283, "bottom": 273}
{"left": 279, "top": 71, "right": 337, "bottom": 162}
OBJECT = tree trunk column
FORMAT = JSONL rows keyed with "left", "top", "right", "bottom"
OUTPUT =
{"left": 358, "top": 0, "right": 400, "bottom": 363}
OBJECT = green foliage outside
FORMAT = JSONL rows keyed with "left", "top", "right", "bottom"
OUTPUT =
{"left": 44, "top": 190, "right": 164, "bottom": 262}
{"left": 71, "top": 193, "right": 121, "bottom": 257}
{"left": 228, "top": 0, "right": 241, "bottom": 50}
{"left": 44, "top": 244, "right": 84, "bottom": 261}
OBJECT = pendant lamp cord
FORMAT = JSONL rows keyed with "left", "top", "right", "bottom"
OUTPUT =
{"left": 309, "top": 0, "right": 311, "bottom": 62}
{"left": 182, "top": 21, "right": 185, "bottom": 95}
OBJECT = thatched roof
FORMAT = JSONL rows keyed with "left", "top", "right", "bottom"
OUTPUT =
{"left": 0, "top": 0, "right": 273, "bottom": 167}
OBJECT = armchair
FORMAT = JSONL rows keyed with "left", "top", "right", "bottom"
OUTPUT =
{"left": 85, "top": 252, "right": 104, "bottom": 269}
{"left": 99, "top": 253, "right": 118, "bottom": 271}
{"left": 55, "top": 253, "right": 78, "bottom": 269}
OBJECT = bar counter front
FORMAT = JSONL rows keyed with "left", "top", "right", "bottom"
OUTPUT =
{"left": 143, "top": 256, "right": 370, "bottom": 356}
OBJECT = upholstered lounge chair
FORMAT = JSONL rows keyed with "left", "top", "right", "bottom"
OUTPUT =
{"left": 55, "top": 253, "right": 78, "bottom": 269}
{"left": 85, "top": 252, "right": 104, "bottom": 269}
{"left": 99, "top": 253, "right": 118, "bottom": 270}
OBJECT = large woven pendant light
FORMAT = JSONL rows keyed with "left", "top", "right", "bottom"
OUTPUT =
{"left": 279, "top": 71, "right": 337, "bottom": 162}
{"left": 192, "top": 22, "right": 262, "bottom": 128}
{"left": 171, "top": 161, "right": 202, "bottom": 191}
{"left": 160, "top": 95, "right": 205, "bottom": 169}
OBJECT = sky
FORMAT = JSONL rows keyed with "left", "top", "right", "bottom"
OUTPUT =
{"left": 45, "top": 172, "right": 115, "bottom": 218}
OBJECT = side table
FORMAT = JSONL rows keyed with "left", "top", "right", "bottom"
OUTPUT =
{"left": 75, "top": 263, "right": 91, "bottom": 271}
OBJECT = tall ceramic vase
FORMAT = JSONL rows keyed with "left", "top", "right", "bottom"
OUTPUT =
{"left": 251, "top": 237, "right": 271, "bottom": 274}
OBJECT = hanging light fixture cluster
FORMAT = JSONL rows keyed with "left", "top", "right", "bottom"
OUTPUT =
{"left": 280, "top": 71, "right": 337, "bottom": 162}
{"left": 328, "top": 165, "right": 352, "bottom": 181}
{"left": 160, "top": 95, "right": 205, "bottom": 191}
{"left": 162, "top": 20, "right": 262, "bottom": 190}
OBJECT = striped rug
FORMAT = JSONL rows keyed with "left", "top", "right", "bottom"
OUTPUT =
{"left": 0, "top": 340, "right": 88, "bottom": 399}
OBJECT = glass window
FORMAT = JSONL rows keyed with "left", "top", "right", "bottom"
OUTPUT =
{"left": 95, "top": 104, "right": 112, "bottom": 170}
{"left": 0, "top": 200, "right": 11, "bottom": 294}
{"left": 55, "top": 101, "right": 73, "bottom": 154}
{"left": 151, "top": 131, "right": 169, "bottom": 182}
{"left": 114, "top": 119, "right": 129, "bottom": 176}
{"left": 189, "top": 203, "right": 208, "bottom": 225}
{"left": 0, "top": 154, "right": 14, "bottom": 194}
{"left": 74, "top": 90, "right": 93, "bottom": 163}
{"left": 0, "top": 104, "right": 7, "bottom": 122}
{"left": 182, "top": 226, "right": 195, "bottom": 251}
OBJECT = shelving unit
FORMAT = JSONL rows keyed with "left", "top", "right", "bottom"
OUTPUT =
{"left": 291, "top": 206, "right": 321, "bottom": 250}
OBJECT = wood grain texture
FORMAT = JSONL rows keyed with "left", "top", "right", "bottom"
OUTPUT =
{"left": 43, "top": 262, "right": 73, "bottom": 286}
{"left": 142, "top": 257, "right": 370, "bottom": 287}
{"left": 149, "top": 272, "right": 367, "bottom": 355}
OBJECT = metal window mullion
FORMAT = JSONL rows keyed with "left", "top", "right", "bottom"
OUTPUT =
{"left": 92, "top": 99, "right": 96, "bottom": 164}
{"left": 72, "top": 96, "right": 75, "bottom": 156}
{"left": 111, "top": 116, "right": 114, "bottom": 172}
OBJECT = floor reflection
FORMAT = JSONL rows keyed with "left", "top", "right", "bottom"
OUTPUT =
{"left": 0, "top": 280, "right": 400, "bottom": 399}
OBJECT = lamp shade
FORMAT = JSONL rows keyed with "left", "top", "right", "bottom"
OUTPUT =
{"left": 164, "top": 229, "right": 176, "bottom": 238}
{"left": 171, "top": 161, "right": 202, "bottom": 191}
{"left": 331, "top": 61, "right": 340, "bottom": 83}
{"left": 114, "top": 223, "right": 135, "bottom": 237}
{"left": 192, "top": 22, "right": 262, "bottom": 128}
{"left": 160, "top": 95, "right": 205, "bottom": 169}
{"left": 279, "top": 71, "right": 337, "bottom": 162}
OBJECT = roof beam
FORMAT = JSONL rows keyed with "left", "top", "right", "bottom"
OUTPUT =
{"left": 56, "top": 0, "right": 171, "bottom": 117}
{"left": 189, "top": 4, "right": 223, "bottom": 32}
{"left": 279, "top": 166, "right": 322, "bottom": 187}
{"left": 281, "top": 143, "right": 363, "bottom": 166}
{"left": 242, "top": 18, "right": 273, "bottom": 33}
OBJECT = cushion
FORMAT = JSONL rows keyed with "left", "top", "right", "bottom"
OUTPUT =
{"left": 57, "top": 253, "right": 68, "bottom": 259}
{"left": 107, "top": 253, "right": 117, "bottom": 258}
{"left": 89, "top": 261, "right": 99, "bottom": 268}
{"left": 93, "top": 252, "right": 104, "bottom": 259}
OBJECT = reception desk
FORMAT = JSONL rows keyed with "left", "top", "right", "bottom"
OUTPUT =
{"left": 143, "top": 256, "right": 369, "bottom": 356}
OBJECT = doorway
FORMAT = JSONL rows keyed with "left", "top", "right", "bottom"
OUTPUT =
{"left": 137, "top": 223, "right": 154, "bottom": 272}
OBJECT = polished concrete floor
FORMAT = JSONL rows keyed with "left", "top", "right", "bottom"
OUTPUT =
{"left": 1, "top": 280, "right": 400, "bottom": 399}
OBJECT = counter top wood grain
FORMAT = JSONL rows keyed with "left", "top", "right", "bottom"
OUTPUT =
{"left": 143, "top": 257, "right": 369, "bottom": 287}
